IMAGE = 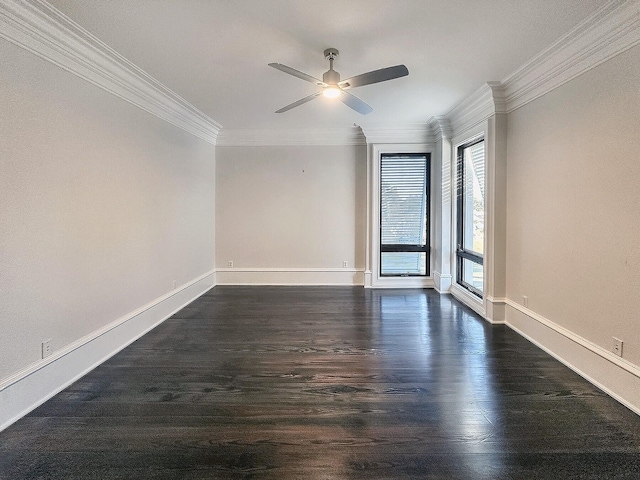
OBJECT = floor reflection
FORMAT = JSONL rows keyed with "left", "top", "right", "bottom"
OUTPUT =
{"left": 2, "top": 286, "right": 639, "bottom": 479}
{"left": 373, "top": 290, "right": 507, "bottom": 477}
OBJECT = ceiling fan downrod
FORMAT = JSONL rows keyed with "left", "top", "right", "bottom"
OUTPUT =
{"left": 323, "top": 48, "right": 340, "bottom": 85}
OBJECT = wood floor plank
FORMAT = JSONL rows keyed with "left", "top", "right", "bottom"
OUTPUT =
{"left": 1, "top": 286, "right": 639, "bottom": 479}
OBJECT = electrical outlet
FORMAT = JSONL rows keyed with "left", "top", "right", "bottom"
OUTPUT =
{"left": 228, "top": 260, "right": 234, "bottom": 268}
{"left": 343, "top": 261, "right": 348, "bottom": 268}
{"left": 42, "top": 340, "right": 52, "bottom": 359}
{"left": 612, "top": 337, "right": 623, "bottom": 357}
{"left": 522, "top": 295, "right": 528, "bottom": 308}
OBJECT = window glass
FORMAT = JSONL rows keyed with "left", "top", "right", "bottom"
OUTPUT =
{"left": 380, "top": 154, "right": 430, "bottom": 277}
{"left": 456, "top": 140, "right": 485, "bottom": 296}
{"left": 381, "top": 252, "right": 427, "bottom": 276}
{"left": 461, "top": 258, "right": 484, "bottom": 291}
{"left": 462, "top": 142, "right": 485, "bottom": 256}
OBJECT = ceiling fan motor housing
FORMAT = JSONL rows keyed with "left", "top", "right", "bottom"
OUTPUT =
{"left": 270, "top": 46, "right": 406, "bottom": 114}
{"left": 323, "top": 48, "right": 340, "bottom": 84}
{"left": 323, "top": 69, "right": 340, "bottom": 84}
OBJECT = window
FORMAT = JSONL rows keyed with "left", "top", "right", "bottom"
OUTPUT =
{"left": 380, "top": 153, "right": 430, "bottom": 276}
{"left": 456, "top": 139, "right": 485, "bottom": 296}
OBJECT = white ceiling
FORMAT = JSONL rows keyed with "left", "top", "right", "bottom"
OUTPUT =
{"left": 48, "top": 0, "right": 605, "bottom": 131}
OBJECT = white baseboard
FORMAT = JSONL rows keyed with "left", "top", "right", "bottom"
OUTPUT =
{"left": 367, "top": 277, "right": 435, "bottom": 289}
{"left": 450, "top": 283, "right": 486, "bottom": 317}
{"left": 505, "top": 301, "right": 640, "bottom": 416}
{"left": 485, "top": 296, "right": 507, "bottom": 324}
{"left": 433, "top": 271, "right": 452, "bottom": 293}
{"left": 364, "top": 270, "right": 373, "bottom": 288}
{"left": 216, "top": 268, "right": 365, "bottom": 286}
{"left": 0, "top": 271, "right": 216, "bottom": 432}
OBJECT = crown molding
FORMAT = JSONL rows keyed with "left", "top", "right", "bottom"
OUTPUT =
{"left": 446, "top": 82, "right": 506, "bottom": 136}
{"left": 0, "top": 0, "right": 222, "bottom": 144}
{"left": 445, "top": 0, "right": 640, "bottom": 133}
{"left": 217, "top": 123, "right": 434, "bottom": 147}
{"left": 358, "top": 122, "right": 434, "bottom": 145}
{"left": 427, "top": 116, "right": 453, "bottom": 142}
{"left": 502, "top": 0, "right": 640, "bottom": 112}
{"left": 216, "top": 127, "right": 366, "bottom": 146}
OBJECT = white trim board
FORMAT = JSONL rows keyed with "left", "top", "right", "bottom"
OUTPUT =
{"left": 485, "top": 296, "right": 506, "bottom": 325}
{"left": 0, "top": 0, "right": 221, "bottom": 144}
{"left": 504, "top": 300, "right": 640, "bottom": 416}
{"left": 365, "top": 278, "right": 435, "bottom": 289}
{"left": 217, "top": 127, "right": 366, "bottom": 146}
{"left": 446, "top": 83, "right": 505, "bottom": 137}
{"left": 216, "top": 267, "right": 365, "bottom": 286}
{"left": 445, "top": 0, "right": 640, "bottom": 136}
{"left": 433, "top": 271, "right": 452, "bottom": 294}
{"left": 0, "top": 271, "right": 216, "bottom": 432}
{"left": 217, "top": 123, "right": 434, "bottom": 147}
{"left": 366, "top": 143, "right": 434, "bottom": 289}
{"left": 427, "top": 116, "right": 453, "bottom": 143}
{"left": 449, "top": 283, "right": 485, "bottom": 318}
{"left": 502, "top": 0, "right": 640, "bottom": 113}
{"left": 359, "top": 123, "right": 434, "bottom": 145}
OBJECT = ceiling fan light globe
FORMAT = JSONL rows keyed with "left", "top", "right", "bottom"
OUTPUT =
{"left": 323, "top": 86, "right": 341, "bottom": 98}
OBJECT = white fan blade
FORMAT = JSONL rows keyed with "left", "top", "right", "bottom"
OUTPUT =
{"left": 269, "top": 63, "right": 327, "bottom": 86}
{"left": 339, "top": 65, "right": 408, "bottom": 89}
{"left": 275, "top": 91, "right": 322, "bottom": 113}
{"left": 340, "top": 91, "right": 373, "bottom": 115}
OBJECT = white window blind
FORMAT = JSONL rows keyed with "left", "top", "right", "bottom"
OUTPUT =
{"left": 380, "top": 154, "right": 429, "bottom": 276}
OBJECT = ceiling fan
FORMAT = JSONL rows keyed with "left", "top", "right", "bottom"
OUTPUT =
{"left": 269, "top": 48, "right": 408, "bottom": 115}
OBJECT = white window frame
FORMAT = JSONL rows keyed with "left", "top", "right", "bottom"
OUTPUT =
{"left": 450, "top": 127, "right": 486, "bottom": 314}
{"left": 366, "top": 143, "right": 434, "bottom": 288}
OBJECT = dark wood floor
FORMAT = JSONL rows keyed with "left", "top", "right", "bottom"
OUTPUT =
{"left": 2, "top": 287, "right": 640, "bottom": 479}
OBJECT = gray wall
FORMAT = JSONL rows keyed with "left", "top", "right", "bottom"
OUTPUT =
{"left": 215, "top": 145, "right": 366, "bottom": 283}
{"left": 505, "top": 44, "right": 640, "bottom": 369}
{"left": 0, "top": 38, "right": 216, "bottom": 380}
